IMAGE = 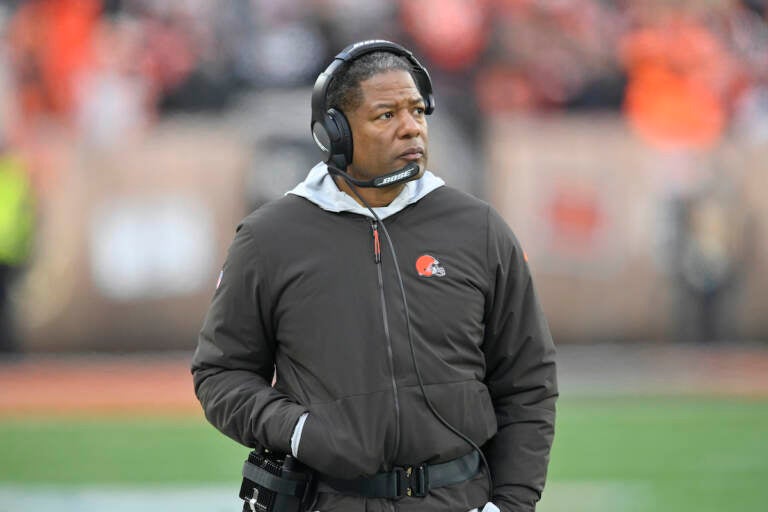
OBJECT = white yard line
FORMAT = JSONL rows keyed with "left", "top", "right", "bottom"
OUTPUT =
{"left": 539, "top": 481, "right": 655, "bottom": 512}
{"left": 0, "top": 485, "right": 235, "bottom": 512}
{"left": 0, "top": 481, "right": 654, "bottom": 512}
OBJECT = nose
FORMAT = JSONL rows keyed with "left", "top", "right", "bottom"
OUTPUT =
{"left": 396, "top": 110, "right": 422, "bottom": 139}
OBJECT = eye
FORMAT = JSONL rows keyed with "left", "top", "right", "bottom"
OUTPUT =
{"left": 414, "top": 107, "right": 425, "bottom": 116}
{"left": 378, "top": 111, "right": 394, "bottom": 120}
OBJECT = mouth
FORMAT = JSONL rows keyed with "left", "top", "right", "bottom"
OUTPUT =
{"left": 397, "top": 147, "right": 425, "bottom": 162}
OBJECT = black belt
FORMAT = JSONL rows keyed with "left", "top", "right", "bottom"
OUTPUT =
{"left": 317, "top": 451, "right": 480, "bottom": 499}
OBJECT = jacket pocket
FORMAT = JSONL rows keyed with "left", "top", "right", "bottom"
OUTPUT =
{"left": 395, "top": 379, "right": 498, "bottom": 464}
{"left": 296, "top": 389, "right": 396, "bottom": 479}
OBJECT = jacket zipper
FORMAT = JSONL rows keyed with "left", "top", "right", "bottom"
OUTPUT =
{"left": 372, "top": 220, "right": 401, "bottom": 463}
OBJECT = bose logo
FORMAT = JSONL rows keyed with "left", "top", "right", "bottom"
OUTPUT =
{"left": 378, "top": 170, "right": 414, "bottom": 185}
{"left": 351, "top": 40, "right": 388, "bottom": 51}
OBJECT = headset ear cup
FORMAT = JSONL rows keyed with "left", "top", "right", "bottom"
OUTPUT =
{"left": 326, "top": 108, "right": 353, "bottom": 170}
{"left": 411, "top": 69, "right": 435, "bottom": 115}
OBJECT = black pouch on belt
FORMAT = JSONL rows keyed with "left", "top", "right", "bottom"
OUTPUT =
{"left": 239, "top": 450, "right": 317, "bottom": 512}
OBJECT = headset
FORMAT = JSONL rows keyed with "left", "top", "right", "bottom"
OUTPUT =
{"left": 310, "top": 39, "right": 435, "bottom": 175}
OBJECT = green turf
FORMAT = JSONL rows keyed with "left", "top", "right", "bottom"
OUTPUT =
{"left": 546, "top": 396, "right": 768, "bottom": 511}
{"left": 1, "top": 397, "right": 767, "bottom": 511}
{"left": 0, "top": 415, "right": 245, "bottom": 484}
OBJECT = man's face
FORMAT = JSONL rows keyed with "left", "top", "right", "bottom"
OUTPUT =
{"left": 345, "top": 70, "right": 429, "bottom": 181}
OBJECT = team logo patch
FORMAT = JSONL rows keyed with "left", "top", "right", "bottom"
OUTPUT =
{"left": 415, "top": 254, "right": 446, "bottom": 277}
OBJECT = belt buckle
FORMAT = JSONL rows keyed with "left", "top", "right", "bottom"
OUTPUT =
{"left": 396, "top": 464, "right": 429, "bottom": 498}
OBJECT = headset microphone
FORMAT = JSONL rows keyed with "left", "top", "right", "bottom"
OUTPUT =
{"left": 327, "top": 162, "right": 420, "bottom": 188}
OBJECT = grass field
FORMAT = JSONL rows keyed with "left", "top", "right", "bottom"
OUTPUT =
{"left": 2, "top": 396, "right": 767, "bottom": 511}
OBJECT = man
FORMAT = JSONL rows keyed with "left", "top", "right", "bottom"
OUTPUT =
{"left": 192, "top": 40, "right": 557, "bottom": 512}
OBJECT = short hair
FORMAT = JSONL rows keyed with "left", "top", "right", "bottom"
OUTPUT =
{"left": 326, "top": 51, "right": 415, "bottom": 113}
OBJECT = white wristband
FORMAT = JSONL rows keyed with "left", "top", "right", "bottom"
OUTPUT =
{"left": 468, "top": 503, "right": 501, "bottom": 512}
{"left": 290, "top": 412, "right": 309, "bottom": 458}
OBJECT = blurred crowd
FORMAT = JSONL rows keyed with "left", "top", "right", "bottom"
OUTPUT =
{"left": 0, "top": 0, "right": 766, "bottom": 150}
{"left": 0, "top": 0, "right": 766, "bottom": 350}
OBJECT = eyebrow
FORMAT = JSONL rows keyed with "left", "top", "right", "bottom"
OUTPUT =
{"left": 371, "top": 97, "right": 425, "bottom": 110}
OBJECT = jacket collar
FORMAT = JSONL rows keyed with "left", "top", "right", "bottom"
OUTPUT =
{"left": 287, "top": 162, "right": 444, "bottom": 220}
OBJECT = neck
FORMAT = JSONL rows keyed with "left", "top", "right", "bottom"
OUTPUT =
{"left": 332, "top": 174, "right": 405, "bottom": 207}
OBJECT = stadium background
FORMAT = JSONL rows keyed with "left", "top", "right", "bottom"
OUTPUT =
{"left": 0, "top": 0, "right": 767, "bottom": 510}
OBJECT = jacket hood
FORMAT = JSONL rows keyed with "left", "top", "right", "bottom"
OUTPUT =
{"left": 287, "top": 162, "right": 445, "bottom": 219}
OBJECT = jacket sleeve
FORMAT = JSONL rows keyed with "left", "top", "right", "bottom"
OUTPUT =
{"left": 481, "top": 207, "right": 558, "bottom": 512}
{"left": 191, "top": 223, "right": 307, "bottom": 453}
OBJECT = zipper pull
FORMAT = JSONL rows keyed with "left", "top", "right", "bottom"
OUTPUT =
{"left": 371, "top": 221, "right": 381, "bottom": 264}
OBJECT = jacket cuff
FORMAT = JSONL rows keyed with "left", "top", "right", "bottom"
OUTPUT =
{"left": 493, "top": 486, "right": 541, "bottom": 512}
{"left": 261, "top": 400, "right": 307, "bottom": 454}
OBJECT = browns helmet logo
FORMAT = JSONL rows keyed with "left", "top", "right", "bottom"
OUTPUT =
{"left": 415, "top": 254, "right": 446, "bottom": 277}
